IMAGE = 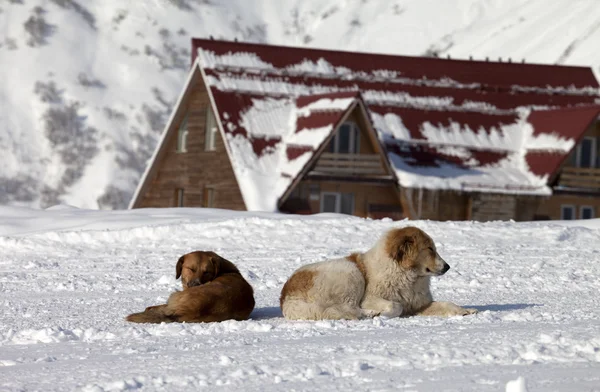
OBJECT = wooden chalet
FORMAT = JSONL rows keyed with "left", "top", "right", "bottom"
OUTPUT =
{"left": 129, "top": 39, "right": 600, "bottom": 221}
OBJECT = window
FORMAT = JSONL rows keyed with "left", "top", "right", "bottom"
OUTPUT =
{"left": 175, "top": 188, "right": 184, "bottom": 207}
{"left": 580, "top": 206, "right": 595, "bottom": 219}
{"left": 561, "top": 205, "right": 575, "bottom": 220}
{"left": 320, "top": 192, "right": 354, "bottom": 215}
{"left": 328, "top": 122, "right": 360, "bottom": 154}
{"left": 309, "top": 184, "right": 320, "bottom": 201}
{"left": 203, "top": 186, "right": 215, "bottom": 208}
{"left": 575, "top": 137, "right": 597, "bottom": 168}
{"left": 205, "top": 106, "right": 218, "bottom": 151}
{"left": 176, "top": 115, "right": 188, "bottom": 153}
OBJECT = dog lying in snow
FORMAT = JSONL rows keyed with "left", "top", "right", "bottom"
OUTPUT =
{"left": 280, "top": 226, "right": 477, "bottom": 320}
{"left": 126, "top": 251, "right": 255, "bottom": 323}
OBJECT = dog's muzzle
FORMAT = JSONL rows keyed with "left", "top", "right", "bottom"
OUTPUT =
{"left": 440, "top": 262, "right": 450, "bottom": 275}
{"left": 187, "top": 278, "right": 202, "bottom": 287}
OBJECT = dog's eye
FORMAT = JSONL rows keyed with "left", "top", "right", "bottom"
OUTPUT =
{"left": 428, "top": 247, "right": 435, "bottom": 253}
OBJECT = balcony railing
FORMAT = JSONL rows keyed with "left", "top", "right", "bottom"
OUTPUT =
{"left": 310, "top": 153, "right": 388, "bottom": 177}
{"left": 558, "top": 167, "right": 600, "bottom": 189}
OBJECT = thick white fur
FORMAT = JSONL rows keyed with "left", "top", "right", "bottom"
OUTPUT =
{"left": 281, "top": 227, "right": 477, "bottom": 320}
{"left": 281, "top": 259, "right": 365, "bottom": 320}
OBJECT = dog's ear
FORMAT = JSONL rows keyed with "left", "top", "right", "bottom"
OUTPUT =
{"left": 208, "top": 252, "right": 221, "bottom": 278}
{"left": 175, "top": 256, "right": 185, "bottom": 280}
{"left": 393, "top": 235, "right": 417, "bottom": 265}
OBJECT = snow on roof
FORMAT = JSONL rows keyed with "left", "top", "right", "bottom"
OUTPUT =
{"left": 193, "top": 39, "right": 600, "bottom": 208}
{"left": 210, "top": 89, "right": 358, "bottom": 210}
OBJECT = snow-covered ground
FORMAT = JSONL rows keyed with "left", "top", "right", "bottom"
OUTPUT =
{"left": 1, "top": 206, "right": 599, "bottom": 391}
{"left": 1, "top": 0, "right": 600, "bottom": 209}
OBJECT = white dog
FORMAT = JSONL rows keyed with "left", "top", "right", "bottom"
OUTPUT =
{"left": 280, "top": 226, "right": 477, "bottom": 320}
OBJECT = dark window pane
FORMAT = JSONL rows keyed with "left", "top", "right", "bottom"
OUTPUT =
{"left": 341, "top": 193, "right": 354, "bottom": 215}
{"left": 322, "top": 194, "right": 337, "bottom": 212}
{"left": 562, "top": 207, "right": 573, "bottom": 220}
{"left": 567, "top": 150, "right": 577, "bottom": 166}
{"left": 581, "top": 208, "right": 594, "bottom": 219}
{"left": 328, "top": 138, "right": 335, "bottom": 153}
{"left": 338, "top": 125, "right": 351, "bottom": 153}
{"left": 352, "top": 126, "right": 360, "bottom": 153}
{"left": 580, "top": 139, "right": 593, "bottom": 168}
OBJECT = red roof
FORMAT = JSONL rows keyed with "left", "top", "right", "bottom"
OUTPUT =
{"left": 191, "top": 39, "right": 600, "bottom": 209}
{"left": 525, "top": 106, "right": 600, "bottom": 177}
{"left": 193, "top": 39, "right": 599, "bottom": 89}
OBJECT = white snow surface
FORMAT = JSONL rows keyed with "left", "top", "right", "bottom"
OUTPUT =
{"left": 1, "top": 206, "right": 600, "bottom": 391}
{"left": 1, "top": 0, "right": 600, "bottom": 209}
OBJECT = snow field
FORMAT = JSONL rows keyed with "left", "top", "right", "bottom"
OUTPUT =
{"left": 0, "top": 207, "right": 599, "bottom": 390}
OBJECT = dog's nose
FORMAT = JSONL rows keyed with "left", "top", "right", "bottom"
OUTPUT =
{"left": 188, "top": 279, "right": 202, "bottom": 287}
{"left": 441, "top": 263, "right": 450, "bottom": 274}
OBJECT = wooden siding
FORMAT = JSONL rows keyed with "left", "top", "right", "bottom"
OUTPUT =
{"left": 402, "top": 188, "right": 469, "bottom": 221}
{"left": 532, "top": 193, "right": 600, "bottom": 220}
{"left": 347, "top": 109, "right": 376, "bottom": 154}
{"left": 136, "top": 80, "right": 246, "bottom": 210}
{"left": 309, "top": 106, "right": 393, "bottom": 179}
{"left": 558, "top": 167, "right": 600, "bottom": 189}
{"left": 311, "top": 153, "right": 389, "bottom": 177}
{"left": 282, "top": 179, "right": 404, "bottom": 219}
{"left": 401, "top": 188, "right": 543, "bottom": 222}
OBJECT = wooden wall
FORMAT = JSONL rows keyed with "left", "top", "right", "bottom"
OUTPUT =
{"left": 401, "top": 188, "right": 544, "bottom": 222}
{"left": 347, "top": 110, "right": 376, "bottom": 154}
{"left": 282, "top": 179, "right": 404, "bottom": 219}
{"left": 401, "top": 188, "right": 469, "bottom": 221}
{"left": 532, "top": 193, "right": 600, "bottom": 220}
{"left": 136, "top": 80, "right": 246, "bottom": 210}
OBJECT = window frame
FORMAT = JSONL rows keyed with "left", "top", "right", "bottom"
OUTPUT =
{"left": 580, "top": 205, "right": 595, "bottom": 220}
{"left": 204, "top": 106, "right": 218, "bottom": 151}
{"left": 176, "top": 115, "right": 188, "bottom": 153}
{"left": 576, "top": 137, "right": 597, "bottom": 168}
{"left": 560, "top": 204, "right": 575, "bottom": 220}
{"left": 329, "top": 121, "right": 360, "bottom": 154}
{"left": 175, "top": 188, "right": 184, "bottom": 207}
{"left": 203, "top": 186, "right": 215, "bottom": 208}
{"left": 319, "top": 191, "right": 354, "bottom": 215}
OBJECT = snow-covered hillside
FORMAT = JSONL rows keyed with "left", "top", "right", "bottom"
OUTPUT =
{"left": 1, "top": 207, "right": 600, "bottom": 390}
{"left": 1, "top": 0, "right": 599, "bottom": 209}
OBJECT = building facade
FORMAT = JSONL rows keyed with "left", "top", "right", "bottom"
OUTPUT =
{"left": 130, "top": 39, "right": 600, "bottom": 221}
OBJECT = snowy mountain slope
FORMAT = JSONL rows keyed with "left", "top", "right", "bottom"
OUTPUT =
{"left": 1, "top": 207, "right": 600, "bottom": 391}
{"left": 1, "top": 0, "right": 599, "bottom": 209}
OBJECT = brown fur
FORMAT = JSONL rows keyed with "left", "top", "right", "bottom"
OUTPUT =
{"left": 126, "top": 251, "right": 255, "bottom": 323}
{"left": 279, "top": 269, "right": 316, "bottom": 308}
{"left": 384, "top": 227, "right": 435, "bottom": 270}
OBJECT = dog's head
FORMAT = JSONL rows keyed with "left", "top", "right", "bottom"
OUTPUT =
{"left": 175, "top": 251, "right": 236, "bottom": 289}
{"left": 384, "top": 226, "right": 450, "bottom": 277}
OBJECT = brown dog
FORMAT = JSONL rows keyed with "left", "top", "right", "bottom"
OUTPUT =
{"left": 126, "top": 251, "right": 255, "bottom": 323}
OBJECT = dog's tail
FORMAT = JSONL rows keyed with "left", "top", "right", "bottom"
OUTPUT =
{"left": 125, "top": 307, "right": 177, "bottom": 324}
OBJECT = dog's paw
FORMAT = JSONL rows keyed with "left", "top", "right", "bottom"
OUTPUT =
{"left": 462, "top": 308, "right": 478, "bottom": 316}
{"left": 360, "top": 309, "right": 380, "bottom": 318}
{"left": 380, "top": 302, "right": 403, "bottom": 318}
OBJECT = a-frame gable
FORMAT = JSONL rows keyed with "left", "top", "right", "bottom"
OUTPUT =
{"left": 129, "top": 59, "right": 203, "bottom": 209}
{"left": 277, "top": 94, "right": 400, "bottom": 210}
{"left": 526, "top": 105, "right": 600, "bottom": 185}
{"left": 129, "top": 58, "right": 247, "bottom": 210}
